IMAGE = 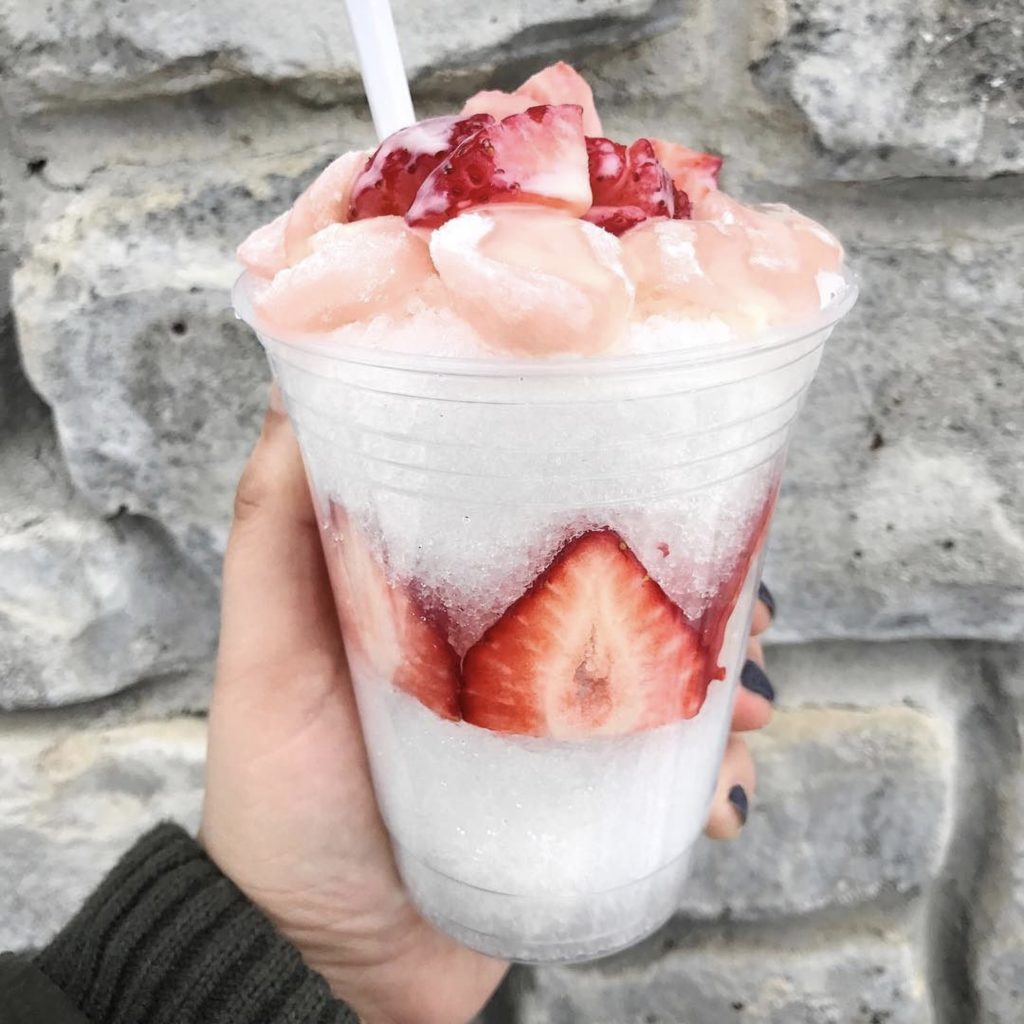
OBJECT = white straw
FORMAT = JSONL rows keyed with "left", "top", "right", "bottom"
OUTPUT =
{"left": 344, "top": 0, "right": 417, "bottom": 141}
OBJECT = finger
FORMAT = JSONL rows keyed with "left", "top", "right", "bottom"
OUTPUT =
{"left": 731, "top": 685, "right": 773, "bottom": 732}
{"left": 705, "top": 735, "right": 756, "bottom": 839}
{"left": 730, "top": 637, "right": 774, "bottom": 731}
{"left": 751, "top": 596, "right": 773, "bottom": 636}
{"left": 747, "top": 635, "right": 764, "bottom": 667}
{"left": 215, "top": 395, "right": 344, "bottom": 698}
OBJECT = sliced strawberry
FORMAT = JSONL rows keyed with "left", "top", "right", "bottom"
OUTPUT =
{"left": 651, "top": 139, "right": 723, "bottom": 204}
{"left": 461, "top": 531, "right": 704, "bottom": 739}
{"left": 673, "top": 186, "right": 693, "bottom": 219}
{"left": 696, "top": 485, "right": 780, "bottom": 704}
{"left": 583, "top": 137, "right": 687, "bottom": 235}
{"left": 461, "top": 61, "right": 603, "bottom": 136}
{"left": 348, "top": 113, "right": 495, "bottom": 221}
{"left": 583, "top": 205, "right": 648, "bottom": 237}
{"left": 405, "top": 104, "right": 591, "bottom": 228}
{"left": 585, "top": 136, "right": 627, "bottom": 189}
{"left": 326, "top": 505, "right": 460, "bottom": 720}
{"left": 392, "top": 605, "right": 461, "bottom": 721}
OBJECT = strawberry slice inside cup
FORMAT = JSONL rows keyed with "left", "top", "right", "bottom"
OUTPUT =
{"left": 324, "top": 506, "right": 461, "bottom": 721}
{"left": 462, "top": 531, "right": 705, "bottom": 739}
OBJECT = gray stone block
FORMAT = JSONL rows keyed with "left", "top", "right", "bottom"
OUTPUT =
{"left": 569, "top": 7, "right": 815, "bottom": 191}
{"left": 974, "top": 647, "right": 1024, "bottom": 1023}
{"left": 7, "top": 89, "right": 378, "bottom": 192}
{"left": 12, "top": 171, "right": 277, "bottom": 580}
{"left": 0, "top": 332, "right": 218, "bottom": 708}
{"left": 679, "top": 706, "right": 952, "bottom": 920}
{"left": 752, "top": 0, "right": 1024, "bottom": 180}
{"left": 761, "top": 179, "right": 1024, "bottom": 642}
{"left": 0, "top": 0, "right": 679, "bottom": 114}
{"left": 0, "top": 316, "right": 22, "bottom": 429}
{"left": 764, "top": 639, "right": 958, "bottom": 711}
{"left": 507, "top": 915, "right": 933, "bottom": 1023}
{"left": 0, "top": 718, "right": 205, "bottom": 950}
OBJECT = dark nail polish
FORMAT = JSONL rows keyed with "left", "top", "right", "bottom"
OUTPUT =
{"left": 728, "top": 785, "right": 749, "bottom": 826}
{"left": 741, "top": 659, "right": 775, "bottom": 703}
{"left": 757, "top": 581, "right": 776, "bottom": 619}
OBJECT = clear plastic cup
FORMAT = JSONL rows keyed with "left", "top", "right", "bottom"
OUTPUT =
{"left": 233, "top": 273, "right": 857, "bottom": 963}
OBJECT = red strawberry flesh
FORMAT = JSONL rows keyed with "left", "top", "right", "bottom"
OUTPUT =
{"left": 461, "top": 531, "right": 705, "bottom": 738}
{"left": 405, "top": 104, "right": 591, "bottom": 228}
{"left": 583, "top": 136, "right": 690, "bottom": 235}
{"left": 326, "top": 505, "right": 460, "bottom": 720}
{"left": 694, "top": 485, "right": 780, "bottom": 711}
{"left": 673, "top": 186, "right": 693, "bottom": 219}
{"left": 348, "top": 113, "right": 495, "bottom": 221}
{"left": 583, "top": 205, "right": 648, "bottom": 236}
{"left": 589, "top": 136, "right": 675, "bottom": 218}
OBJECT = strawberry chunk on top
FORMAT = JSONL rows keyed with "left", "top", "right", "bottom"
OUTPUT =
{"left": 326, "top": 505, "right": 460, "bottom": 721}
{"left": 405, "top": 104, "right": 592, "bottom": 229}
{"left": 583, "top": 137, "right": 689, "bottom": 236}
{"left": 348, "top": 113, "right": 495, "bottom": 221}
{"left": 461, "top": 531, "right": 705, "bottom": 738}
{"left": 584, "top": 206, "right": 649, "bottom": 236}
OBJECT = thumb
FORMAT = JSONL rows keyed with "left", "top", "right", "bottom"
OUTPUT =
{"left": 214, "top": 391, "right": 344, "bottom": 699}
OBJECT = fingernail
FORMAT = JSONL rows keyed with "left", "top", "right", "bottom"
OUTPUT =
{"left": 728, "top": 785, "right": 749, "bottom": 827}
{"left": 757, "top": 581, "right": 776, "bottom": 619}
{"left": 268, "top": 382, "right": 286, "bottom": 415}
{"left": 741, "top": 659, "right": 775, "bottom": 703}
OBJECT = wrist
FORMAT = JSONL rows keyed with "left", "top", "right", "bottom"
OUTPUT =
{"left": 40, "top": 824, "right": 354, "bottom": 1024}
{"left": 270, "top": 919, "right": 504, "bottom": 1024}
{"left": 199, "top": 827, "right": 506, "bottom": 1024}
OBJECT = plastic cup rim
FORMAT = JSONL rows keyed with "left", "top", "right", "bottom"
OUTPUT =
{"left": 231, "top": 266, "right": 859, "bottom": 380}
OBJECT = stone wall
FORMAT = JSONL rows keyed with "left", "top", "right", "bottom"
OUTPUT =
{"left": 0, "top": 1, "right": 1021, "bottom": 1021}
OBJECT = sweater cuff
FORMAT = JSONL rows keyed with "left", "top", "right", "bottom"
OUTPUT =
{"left": 36, "top": 823, "right": 358, "bottom": 1024}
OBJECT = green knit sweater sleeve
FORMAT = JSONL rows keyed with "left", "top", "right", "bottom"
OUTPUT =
{"left": 2, "top": 823, "right": 358, "bottom": 1024}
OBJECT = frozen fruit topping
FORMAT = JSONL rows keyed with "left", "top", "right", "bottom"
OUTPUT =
{"left": 285, "top": 149, "right": 369, "bottom": 263}
{"left": 236, "top": 61, "right": 849, "bottom": 348}
{"left": 349, "top": 113, "right": 495, "bottom": 221}
{"left": 621, "top": 199, "right": 844, "bottom": 328}
{"left": 429, "top": 205, "right": 633, "bottom": 356}
{"left": 405, "top": 104, "right": 591, "bottom": 228}
{"left": 253, "top": 216, "right": 434, "bottom": 333}
{"left": 236, "top": 211, "right": 289, "bottom": 279}
{"left": 462, "top": 530, "right": 705, "bottom": 738}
